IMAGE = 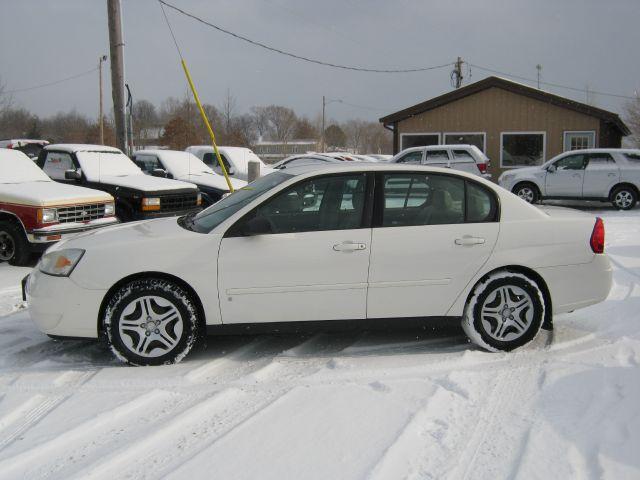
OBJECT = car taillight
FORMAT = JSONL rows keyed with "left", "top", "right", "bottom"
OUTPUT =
{"left": 590, "top": 217, "right": 605, "bottom": 254}
{"left": 477, "top": 163, "right": 488, "bottom": 174}
{"left": 6, "top": 143, "right": 12, "bottom": 149}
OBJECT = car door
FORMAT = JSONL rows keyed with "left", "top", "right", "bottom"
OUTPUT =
{"left": 582, "top": 152, "right": 619, "bottom": 198}
{"left": 423, "top": 149, "right": 451, "bottom": 169}
{"left": 544, "top": 153, "right": 587, "bottom": 197}
{"left": 367, "top": 172, "right": 500, "bottom": 318}
{"left": 218, "top": 172, "right": 372, "bottom": 324}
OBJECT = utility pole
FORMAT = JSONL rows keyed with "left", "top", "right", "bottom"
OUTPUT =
{"left": 321, "top": 95, "right": 325, "bottom": 153}
{"left": 536, "top": 64, "right": 542, "bottom": 89}
{"left": 107, "top": 0, "right": 127, "bottom": 153}
{"left": 98, "top": 55, "right": 108, "bottom": 145}
{"left": 453, "top": 57, "right": 464, "bottom": 89}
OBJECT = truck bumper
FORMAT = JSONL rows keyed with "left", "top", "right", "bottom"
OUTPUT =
{"left": 27, "top": 217, "right": 120, "bottom": 246}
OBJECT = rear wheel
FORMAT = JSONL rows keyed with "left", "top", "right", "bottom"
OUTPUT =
{"left": 610, "top": 186, "right": 637, "bottom": 210}
{"left": 512, "top": 183, "right": 539, "bottom": 204}
{"left": 104, "top": 278, "right": 201, "bottom": 366}
{"left": 462, "top": 271, "right": 545, "bottom": 352}
{"left": 0, "top": 220, "right": 30, "bottom": 266}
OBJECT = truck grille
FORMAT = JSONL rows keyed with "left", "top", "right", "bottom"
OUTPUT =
{"left": 57, "top": 204, "right": 106, "bottom": 223}
{"left": 161, "top": 193, "right": 198, "bottom": 212}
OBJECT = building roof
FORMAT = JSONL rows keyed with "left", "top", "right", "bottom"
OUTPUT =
{"left": 379, "top": 76, "right": 630, "bottom": 136}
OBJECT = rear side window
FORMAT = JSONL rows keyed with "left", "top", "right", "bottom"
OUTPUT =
{"left": 466, "top": 182, "right": 498, "bottom": 223}
{"left": 624, "top": 153, "right": 640, "bottom": 162}
{"left": 425, "top": 150, "right": 450, "bottom": 163}
{"left": 585, "top": 152, "right": 615, "bottom": 167}
{"left": 452, "top": 149, "right": 475, "bottom": 162}
{"left": 43, "top": 152, "right": 74, "bottom": 180}
{"left": 395, "top": 151, "right": 422, "bottom": 164}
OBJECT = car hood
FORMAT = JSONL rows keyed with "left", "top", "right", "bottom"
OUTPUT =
{"left": 503, "top": 166, "right": 541, "bottom": 177}
{"left": 177, "top": 172, "right": 246, "bottom": 191}
{"left": 99, "top": 174, "right": 197, "bottom": 193}
{"left": 0, "top": 181, "right": 112, "bottom": 207}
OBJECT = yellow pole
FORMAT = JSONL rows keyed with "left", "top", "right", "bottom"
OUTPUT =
{"left": 180, "top": 59, "right": 234, "bottom": 192}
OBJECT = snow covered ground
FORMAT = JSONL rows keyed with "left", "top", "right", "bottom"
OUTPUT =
{"left": 0, "top": 207, "right": 639, "bottom": 480}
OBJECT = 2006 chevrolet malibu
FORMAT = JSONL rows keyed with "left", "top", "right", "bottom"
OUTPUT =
{"left": 25, "top": 164, "right": 612, "bottom": 365}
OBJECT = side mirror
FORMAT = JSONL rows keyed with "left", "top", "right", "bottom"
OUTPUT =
{"left": 241, "top": 216, "right": 273, "bottom": 236}
{"left": 547, "top": 164, "right": 557, "bottom": 173}
{"left": 64, "top": 169, "right": 81, "bottom": 180}
{"left": 151, "top": 168, "right": 168, "bottom": 178}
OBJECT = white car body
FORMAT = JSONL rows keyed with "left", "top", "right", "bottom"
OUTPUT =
{"left": 498, "top": 149, "right": 640, "bottom": 207}
{"left": 185, "top": 146, "right": 274, "bottom": 181}
{"left": 27, "top": 164, "right": 611, "bottom": 354}
{"left": 391, "top": 144, "right": 491, "bottom": 178}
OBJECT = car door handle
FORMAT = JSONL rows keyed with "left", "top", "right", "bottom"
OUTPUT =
{"left": 333, "top": 242, "right": 366, "bottom": 252}
{"left": 454, "top": 236, "right": 485, "bottom": 246}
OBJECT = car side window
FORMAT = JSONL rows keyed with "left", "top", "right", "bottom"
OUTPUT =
{"left": 203, "top": 152, "right": 232, "bottom": 171}
{"left": 43, "top": 152, "right": 75, "bottom": 180}
{"left": 396, "top": 151, "right": 423, "bottom": 164}
{"left": 425, "top": 150, "right": 450, "bottom": 163}
{"left": 585, "top": 153, "right": 615, "bottom": 168}
{"left": 554, "top": 154, "right": 586, "bottom": 171}
{"left": 134, "top": 154, "right": 161, "bottom": 173}
{"left": 452, "top": 149, "right": 475, "bottom": 162}
{"left": 380, "top": 173, "right": 465, "bottom": 227}
{"left": 236, "top": 174, "right": 367, "bottom": 235}
{"left": 466, "top": 182, "right": 498, "bottom": 223}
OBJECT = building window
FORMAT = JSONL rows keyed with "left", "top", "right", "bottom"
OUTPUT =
{"left": 564, "top": 131, "right": 595, "bottom": 151}
{"left": 500, "top": 132, "right": 546, "bottom": 168}
{"left": 444, "top": 132, "right": 486, "bottom": 152}
{"left": 400, "top": 133, "right": 440, "bottom": 150}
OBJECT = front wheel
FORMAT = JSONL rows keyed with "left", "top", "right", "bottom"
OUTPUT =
{"left": 104, "top": 278, "right": 201, "bottom": 366}
{"left": 610, "top": 186, "right": 637, "bottom": 210}
{"left": 512, "top": 183, "right": 539, "bottom": 204}
{"left": 0, "top": 220, "right": 30, "bottom": 266}
{"left": 462, "top": 271, "right": 545, "bottom": 352}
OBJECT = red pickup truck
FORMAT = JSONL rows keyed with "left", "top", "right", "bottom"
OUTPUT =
{"left": 0, "top": 149, "right": 118, "bottom": 265}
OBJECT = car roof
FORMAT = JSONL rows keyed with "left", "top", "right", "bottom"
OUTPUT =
{"left": 45, "top": 144, "right": 123, "bottom": 154}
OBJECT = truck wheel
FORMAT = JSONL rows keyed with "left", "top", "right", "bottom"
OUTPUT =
{"left": 0, "top": 221, "right": 30, "bottom": 266}
{"left": 512, "top": 183, "right": 539, "bottom": 204}
{"left": 610, "top": 186, "right": 637, "bottom": 210}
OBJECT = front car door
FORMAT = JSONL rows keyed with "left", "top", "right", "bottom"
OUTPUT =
{"left": 544, "top": 153, "right": 587, "bottom": 197}
{"left": 582, "top": 152, "right": 619, "bottom": 198}
{"left": 218, "top": 172, "right": 372, "bottom": 323}
{"left": 367, "top": 172, "right": 500, "bottom": 318}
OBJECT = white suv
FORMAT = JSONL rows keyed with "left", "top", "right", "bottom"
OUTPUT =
{"left": 390, "top": 144, "right": 491, "bottom": 178}
{"left": 498, "top": 149, "right": 640, "bottom": 210}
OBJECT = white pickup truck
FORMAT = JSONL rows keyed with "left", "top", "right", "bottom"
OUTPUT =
{"left": 185, "top": 146, "right": 274, "bottom": 181}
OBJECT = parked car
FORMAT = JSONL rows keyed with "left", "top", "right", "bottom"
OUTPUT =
{"left": 185, "top": 146, "right": 274, "bottom": 181}
{"left": 272, "top": 154, "right": 343, "bottom": 170}
{"left": 132, "top": 149, "right": 246, "bottom": 207}
{"left": 25, "top": 163, "right": 611, "bottom": 365}
{"left": 391, "top": 144, "right": 491, "bottom": 178}
{"left": 0, "top": 149, "right": 117, "bottom": 265}
{"left": 498, "top": 149, "right": 640, "bottom": 210}
{"left": 0, "top": 139, "right": 50, "bottom": 160}
{"left": 368, "top": 154, "right": 392, "bottom": 162}
{"left": 37, "top": 144, "right": 201, "bottom": 221}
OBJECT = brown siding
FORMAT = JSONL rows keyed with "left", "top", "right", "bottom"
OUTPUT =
{"left": 396, "top": 87, "right": 601, "bottom": 179}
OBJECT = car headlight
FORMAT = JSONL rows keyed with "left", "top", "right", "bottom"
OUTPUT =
{"left": 499, "top": 173, "right": 514, "bottom": 184}
{"left": 104, "top": 202, "right": 115, "bottom": 216}
{"left": 39, "top": 249, "right": 85, "bottom": 277}
{"left": 141, "top": 197, "right": 161, "bottom": 211}
{"left": 38, "top": 208, "right": 58, "bottom": 224}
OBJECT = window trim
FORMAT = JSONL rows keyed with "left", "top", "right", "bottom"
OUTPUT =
{"left": 563, "top": 130, "right": 596, "bottom": 152}
{"left": 400, "top": 132, "right": 441, "bottom": 151}
{"left": 443, "top": 131, "right": 487, "bottom": 152}
{"left": 500, "top": 131, "right": 547, "bottom": 169}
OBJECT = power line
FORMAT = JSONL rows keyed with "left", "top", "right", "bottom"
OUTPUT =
{"left": 4, "top": 67, "right": 98, "bottom": 94}
{"left": 158, "top": 0, "right": 454, "bottom": 74}
{"left": 468, "top": 63, "right": 637, "bottom": 100}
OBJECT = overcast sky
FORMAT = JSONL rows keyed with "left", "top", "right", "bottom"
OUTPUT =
{"left": 2, "top": 0, "right": 639, "bottom": 124}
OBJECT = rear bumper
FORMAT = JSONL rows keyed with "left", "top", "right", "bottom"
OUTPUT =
{"left": 27, "top": 217, "right": 119, "bottom": 244}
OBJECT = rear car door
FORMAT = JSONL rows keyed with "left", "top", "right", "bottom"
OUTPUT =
{"left": 545, "top": 153, "right": 586, "bottom": 197}
{"left": 367, "top": 172, "right": 500, "bottom": 318}
{"left": 424, "top": 149, "right": 451, "bottom": 168}
{"left": 218, "top": 173, "right": 372, "bottom": 323}
{"left": 582, "top": 152, "right": 619, "bottom": 198}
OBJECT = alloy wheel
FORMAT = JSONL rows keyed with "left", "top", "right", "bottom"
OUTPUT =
{"left": 480, "top": 285, "right": 534, "bottom": 342}
{"left": 614, "top": 190, "right": 633, "bottom": 209}
{"left": 118, "top": 295, "right": 184, "bottom": 358}
{"left": 516, "top": 187, "right": 535, "bottom": 203}
{"left": 0, "top": 232, "right": 15, "bottom": 261}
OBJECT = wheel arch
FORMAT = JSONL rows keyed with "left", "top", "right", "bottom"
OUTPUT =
{"left": 0, "top": 210, "right": 27, "bottom": 233}
{"left": 97, "top": 271, "right": 207, "bottom": 339}
{"left": 608, "top": 182, "right": 639, "bottom": 200}
{"left": 465, "top": 265, "right": 553, "bottom": 330}
{"left": 512, "top": 180, "right": 542, "bottom": 197}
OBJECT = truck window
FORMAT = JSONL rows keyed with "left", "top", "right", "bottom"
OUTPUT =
{"left": 43, "top": 152, "right": 75, "bottom": 180}
{"left": 203, "top": 152, "right": 231, "bottom": 171}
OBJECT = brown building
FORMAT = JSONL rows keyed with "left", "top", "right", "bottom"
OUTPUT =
{"left": 380, "top": 76, "right": 630, "bottom": 179}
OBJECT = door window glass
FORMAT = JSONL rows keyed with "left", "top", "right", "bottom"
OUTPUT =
{"left": 43, "top": 152, "right": 74, "bottom": 180}
{"left": 395, "top": 151, "right": 422, "bottom": 164}
{"left": 134, "top": 154, "right": 162, "bottom": 173}
{"left": 584, "top": 152, "right": 615, "bottom": 167}
{"left": 466, "top": 182, "right": 497, "bottom": 223}
{"left": 247, "top": 174, "right": 367, "bottom": 234}
{"left": 554, "top": 154, "right": 586, "bottom": 171}
{"left": 425, "top": 150, "right": 450, "bottom": 163}
{"left": 203, "top": 152, "right": 232, "bottom": 172}
{"left": 452, "top": 149, "right": 475, "bottom": 162}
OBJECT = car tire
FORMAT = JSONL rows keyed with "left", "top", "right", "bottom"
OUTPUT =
{"left": 0, "top": 220, "right": 31, "bottom": 266}
{"left": 462, "top": 271, "right": 545, "bottom": 352}
{"left": 104, "top": 278, "right": 201, "bottom": 366}
{"left": 512, "top": 183, "right": 539, "bottom": 204}
{"left": 610, "top": 186, "right": 637, "bottom": 210}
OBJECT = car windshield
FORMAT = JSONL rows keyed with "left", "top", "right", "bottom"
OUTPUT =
{"left": 76, "top": 151, "right": 142, "bottom": 182}
{"left": 184, "top": 172, "right": 293, "bottom": 233}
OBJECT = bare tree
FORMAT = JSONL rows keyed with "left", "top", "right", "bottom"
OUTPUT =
{"left": 624, "top": 95, "right": 640, "bottom": 147}
{"left": 221, "top": 88, "right": 236, "bottom": 135}
{"left": 0, "top": 77, "right": 13, "bottom": 115}
{"left": 251, "top": 105, "right": 297, "bottom": 143}
{"left": 343, "top": 119, "right": 368, "bottom": 153}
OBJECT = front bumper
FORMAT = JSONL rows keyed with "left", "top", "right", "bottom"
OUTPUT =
{"left": 25, "top": 269, "right": 105, "bottom": 338}
{"left": 27, "top": 217, "right": 119, "bottom": 244}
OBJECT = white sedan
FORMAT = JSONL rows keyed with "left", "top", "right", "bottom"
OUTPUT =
{"left": 25, "top": 164, "right": 612, "bottom": 365}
